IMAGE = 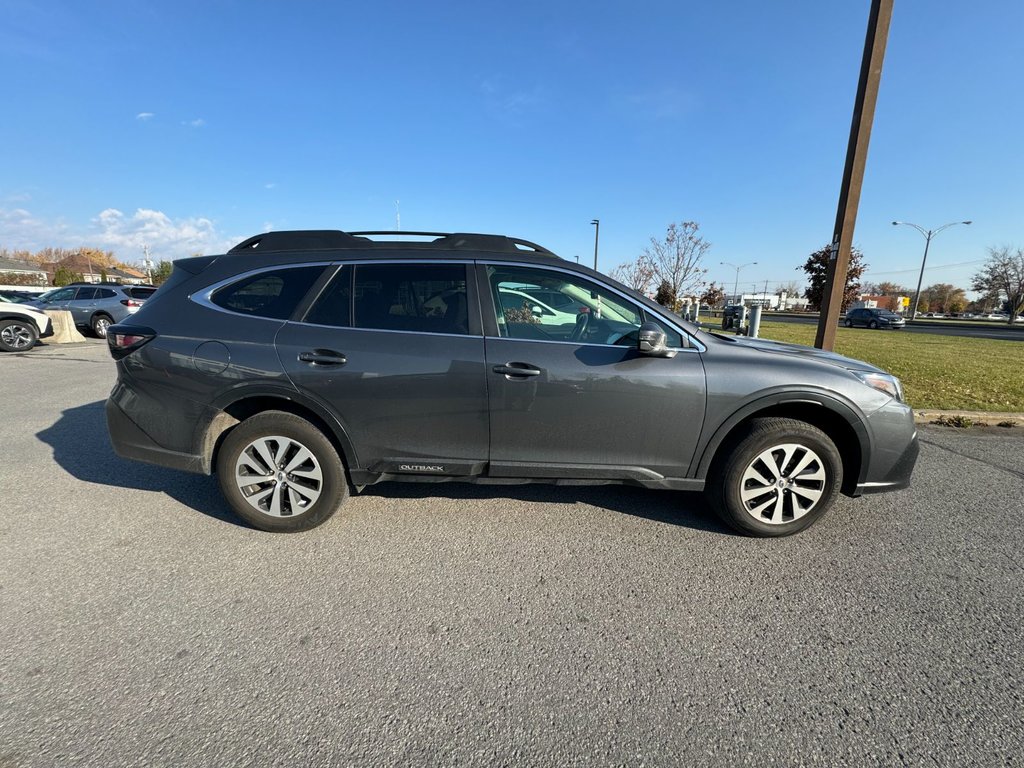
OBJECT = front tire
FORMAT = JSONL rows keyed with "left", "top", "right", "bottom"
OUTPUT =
{"left": 216, "top": 411, "right": 348, "bottom": 532}
{"left": 707, "top": 418, "right": 842, "bottom": 537}
{"left": 0, "top": 318, "right": 39, "bottom": 352}
{"left": 868, "top": 320, "right": 879, "bottom": 329}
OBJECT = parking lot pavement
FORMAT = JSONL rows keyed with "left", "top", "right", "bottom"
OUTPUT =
{"left": 2, "top": 343, "right": 1023, "bottom": 767}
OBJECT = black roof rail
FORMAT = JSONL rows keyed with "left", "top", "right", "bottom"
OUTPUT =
{"left": 227, "top": 229, "right": 559, "bottom": 257}
{"left": 349, "top": 231, "right": 557, "bottom": 256}
{"left": 228, "top": 230, "right": 364, "bottom": 253}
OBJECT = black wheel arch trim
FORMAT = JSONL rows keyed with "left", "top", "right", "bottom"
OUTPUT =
{"left": 690, "top": 388, "right": 871, "bottom": 485}
{"left": 203, "top": 383, "right": 361, "bottom": 473}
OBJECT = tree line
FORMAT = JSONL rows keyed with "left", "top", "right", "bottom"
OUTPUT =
{"left": 609, "top": 225, "right": 1024, "bottom": 324}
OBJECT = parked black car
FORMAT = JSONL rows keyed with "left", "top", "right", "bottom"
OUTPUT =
{"left": 106, "top": 230, "right": 918, "bottom": 537}
{"left": 843, "top": 307, "right": 906, "bottom": 330}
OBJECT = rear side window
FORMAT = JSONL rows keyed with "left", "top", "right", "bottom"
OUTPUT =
{"left": 96, "top": 288, "right": 117, "bottom": 299}
{"left": 211, "top": 266, "right": 324, "bottom": 319}
{"left": 73, "top": 288, "right": 98, "bottom": 300}
{"left": 125, "top": 287, "right": 156, "bottom": 300}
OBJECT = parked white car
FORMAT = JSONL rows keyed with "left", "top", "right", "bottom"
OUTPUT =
{"left": 0, "top": 301, "right": 53, "bottom": 352}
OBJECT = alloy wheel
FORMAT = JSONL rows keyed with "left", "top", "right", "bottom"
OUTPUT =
{"left": 1, "top": 323, "right": 34, "bottom": 350}
{"left": 233, "top": 435, "right": 324, "bottom": 517}
{"left": 739, "top": 443, "right": 827, "bottom": 525}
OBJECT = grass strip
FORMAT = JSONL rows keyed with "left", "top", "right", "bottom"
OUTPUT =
{"left": 753, "top": 321, "right": 1024, "bottom": 412}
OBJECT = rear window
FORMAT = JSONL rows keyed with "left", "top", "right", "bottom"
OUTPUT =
{"left": 125, "top": 287, "right": 157, "bottom": 300}
{"left": 211, "top": 266, "right": 324, "bottom": 319}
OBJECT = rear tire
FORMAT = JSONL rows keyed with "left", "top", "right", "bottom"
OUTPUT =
{"left": 216, "top": 410, "right": 348, "bottom": 532}
{"left": 91, "top": 314, "right": 113, "bottom": 338}
{"left": 868, "top": 320, "right": 879, "bottom": 329}
{"left": 843, "top": 318, "right": 853, "bottom": 327}
{"left": 0, "top": 318, "right": 38, "bottom": 352}
{"left": 706, "top": 418, "right": 842, "bottom": 537}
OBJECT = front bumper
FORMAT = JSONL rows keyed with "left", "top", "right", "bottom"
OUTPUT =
{"left": 851, "top": 399, "right": 919, "bottom": 496}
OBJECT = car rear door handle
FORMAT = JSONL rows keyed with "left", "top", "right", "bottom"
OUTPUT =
{"left": 298, "top": 349, "right": 347, "bottom": 366}
{"left": 492, "top": 362, "right": 542, "bottom": 378}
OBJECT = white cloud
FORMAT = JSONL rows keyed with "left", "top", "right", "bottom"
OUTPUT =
{"left": 264, "top": 182, "right": 276, "bottom": 189}
{"left": 1, "top": 206, "right": 237, "bottom": 260}
{"left": 90, "top": 208, "right": 230, "bottom": 257}
{"left": 184, "top": 118, "right": 206, "bottom": 128}
{"left": 136, "top": 112, "right": 155, "bottom": 121}
{"left": 0, "top": 207, "right": 69, "bottom": 248}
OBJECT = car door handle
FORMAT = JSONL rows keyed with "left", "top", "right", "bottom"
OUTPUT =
{"left": 298, "top": 349, "right": 347, "bottom": 366}
{"left": 492, "top": 362, "right": 542, "bottom": 378}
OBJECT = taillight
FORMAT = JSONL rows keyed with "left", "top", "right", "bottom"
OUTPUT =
{"left": 107, "top": 325, "right": 155, "bottom": 360}
{"left": 120, "top": 299, "right": 143, "bottom": 307}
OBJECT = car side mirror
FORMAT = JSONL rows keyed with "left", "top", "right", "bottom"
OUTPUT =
{"left": 637, "top": 322, "right": 677, "bottom": 358}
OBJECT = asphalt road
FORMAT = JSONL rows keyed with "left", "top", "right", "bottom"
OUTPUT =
{"left": 758, "top": 314, "right": 1024, "bottom": 341}
{"left": 2, "top": 342, "right": 1023, "bottom": 767}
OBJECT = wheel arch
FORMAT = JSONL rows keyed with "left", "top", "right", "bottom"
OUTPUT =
{"left": 693, "top": 393, "right": 869, "bottom": 496}
{"left": 200, "top": 388, "right": 359, "bottom": 475}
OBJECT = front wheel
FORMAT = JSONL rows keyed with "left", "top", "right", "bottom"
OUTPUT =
{"left": 216, "top": 411, "right": 348, "bottom": 532}
{"left": 868, "top": 320, "right": 879, "bottom": 329}
{"left": 706, "top": 418, "right": 843, "bottom": 537}
{"left": 0, "top": 318, "right": 39, "bottom": 352}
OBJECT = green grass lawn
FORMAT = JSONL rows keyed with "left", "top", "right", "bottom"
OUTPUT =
{"left": 754, "top": 321, "right": 1024, "bottom": 412}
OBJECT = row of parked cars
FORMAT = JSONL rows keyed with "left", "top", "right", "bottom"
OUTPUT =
{"left": 0, "top": 283, "right": 157, "bottom": 352}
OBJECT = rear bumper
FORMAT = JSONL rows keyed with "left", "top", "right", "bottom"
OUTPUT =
{"left": 106, "top": 398, "right": 207, "bottom": 474}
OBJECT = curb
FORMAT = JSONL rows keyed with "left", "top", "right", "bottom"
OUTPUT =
{"left": 913, "top": 410, "right": 1024, "bottom": 427}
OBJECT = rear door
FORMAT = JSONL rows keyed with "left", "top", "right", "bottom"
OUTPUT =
{"left": 276, "top": 261, "right": 489, "bottom": 475}
{"left": 479, "top": 262, "right": 706, "bottom": 481}
{"left": 67, "top": 287, "right": 98, "bottom": 324}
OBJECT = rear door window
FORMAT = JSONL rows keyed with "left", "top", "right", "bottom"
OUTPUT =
{"left": 125, "top": 287, "right": 157, "bottom": 300}
{"left": 305, "top": 263, "right": 471, "bottom": 335}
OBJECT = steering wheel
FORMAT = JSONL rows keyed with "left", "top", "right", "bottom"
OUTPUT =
{"left": 570, "top": 311, "right": 590, "bottom": 341}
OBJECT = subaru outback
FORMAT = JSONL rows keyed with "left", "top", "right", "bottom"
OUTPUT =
{"left": 105, "top": 230, "right": 918, "bottom": 537}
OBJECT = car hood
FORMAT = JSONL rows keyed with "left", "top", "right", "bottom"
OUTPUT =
{"left": 713, "top": 333, "right": 886, "bottom": 374}
{"left": 0, "top": 301, "right": 48, "bottom": 321}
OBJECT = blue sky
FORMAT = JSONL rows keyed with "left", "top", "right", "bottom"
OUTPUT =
{"left": 1, "top": 0, "right": 1021, "bottom": 295}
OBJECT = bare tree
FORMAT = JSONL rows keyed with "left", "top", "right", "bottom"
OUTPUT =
{"left": 972, "top": 246, "right": 1024, "bottom": 323}
{"left": 777, "top": 279, "right": 803, "bottom": 297}
{"left": 610, "top": 255, "right": 655, "bottom": 295}
{"left": 643, "top": 221, "right": 710, "bottom": 309}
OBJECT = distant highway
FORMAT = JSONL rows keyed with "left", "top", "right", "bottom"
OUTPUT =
{"left": 731, "top": 313, "right": 1024, "bottom": 342}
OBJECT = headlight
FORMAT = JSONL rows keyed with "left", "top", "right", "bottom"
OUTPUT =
{"left": 853, "top": 371, "right": 904, "bottom": 402}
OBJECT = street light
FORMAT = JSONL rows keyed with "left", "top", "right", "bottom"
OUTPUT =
{"left": 892, "top": 220, "right": 971, "bottom": 320}
{"left": 590, "top": 219, "right": 600, "bottom": 271}
{"left": 720, "top": 261, "right": 757, "bottom": 304}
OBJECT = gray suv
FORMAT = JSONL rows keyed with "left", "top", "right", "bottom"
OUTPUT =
{"left": 31, "top": 283, "right": 157, "bottom": 337}
{"left": 105, "top": 230, "right": 918, "bottom": 537}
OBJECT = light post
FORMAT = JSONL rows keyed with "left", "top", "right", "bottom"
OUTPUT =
{"left": 590, "top": 219, "right": 600, "bottom": 271}
{"left": 721, "top": 261, "right": 757, "bottom": 304}
{"left": 892, "top": 219, "right": 971, "bottom": 320}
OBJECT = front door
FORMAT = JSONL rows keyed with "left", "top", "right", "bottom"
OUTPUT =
{"left": 480, "top": 263, "right": 706, "bottom": 480}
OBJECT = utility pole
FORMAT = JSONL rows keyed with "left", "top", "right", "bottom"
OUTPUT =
{"left": 395, "top": 200, "right": 401, "bottom": 231}
{"left": 143, "top": 244, "right": 152, "bottom": 283}
{"left": 590, "top": 219, "right": 600, "bottom": 271}
{"left": 814, "top": 0, "right": 894, "bottom": 351}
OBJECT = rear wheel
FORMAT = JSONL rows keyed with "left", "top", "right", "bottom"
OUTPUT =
{"left": 843, "top": 318, "right": 853, "bottom": 327}
{"left": 868, "top": 320, "right": 879, "bottom": 329}
{"left": 91, "top": 314, "right": 113, "bottom": 338}
{"left": 0, "top": 318, "right": 38, "bottom": 352}
{"left": 216, "top": 411, "right": 348, "bottom": 532}
{"left": 707, "top": 418, "right": 842, "bottom": 537}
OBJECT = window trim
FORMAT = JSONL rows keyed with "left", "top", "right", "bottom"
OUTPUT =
{"left": 192, "top": 262, "right": 335, "bottom": 320}
{"left": 476, "top": 261, "right": 704, "bottom": 353}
